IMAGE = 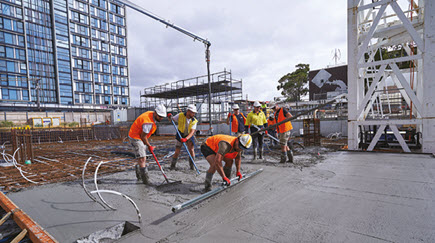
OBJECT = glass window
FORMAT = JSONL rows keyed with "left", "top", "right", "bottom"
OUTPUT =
{"left": 6, "top": 61, "right": 15, "bottom": 72}
{"left": 2, "top": 4, "right": 11, "bottom": 16}
{"left": 2, "top": 89, "right": 8, "bottom": 99}
{"left": 9, "top": 89, "right": 17, "bottom": 100}
{"left": 22, "top": 90, "right": 28, "bottom": 100}
{"left": 5, "top": 47, "right": 13, "bottom": 58}
{"left": 4, "top": 33, "right": 13, "bottom": 44}
{"left": 3, "top": 18, "right": 12, "bottom": 30}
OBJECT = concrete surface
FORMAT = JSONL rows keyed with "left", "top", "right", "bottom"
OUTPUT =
{"left": 6, "top": 151, "right": 435, "bottom": 242}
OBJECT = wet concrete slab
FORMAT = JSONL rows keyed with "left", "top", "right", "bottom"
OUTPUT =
{"left": 5, "top": 151, "right": 435, "bottom": 242}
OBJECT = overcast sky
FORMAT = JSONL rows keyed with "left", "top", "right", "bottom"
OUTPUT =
{"left": 125, "top": 1, "right": 348, "bottom": 106}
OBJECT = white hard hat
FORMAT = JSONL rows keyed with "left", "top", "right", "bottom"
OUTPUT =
{"left": 155, "top": 104, "right": 167, "bottom": 117}
{"left": 238, "top": 134, "right": 252, "bottom": 149}
{"left": 269, "top": 102, "right": 277, "bottom": 109}
{"left": 232, "top": 104, "right": 240, "bottom": 110}
{"left": 253, "top": 101, "right": 261, "bottom": 107}
{"left": 187, "top": 104, "right": 197, "bottom": 113}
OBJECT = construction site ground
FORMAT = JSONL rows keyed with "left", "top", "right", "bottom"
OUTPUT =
{"left": 1, "top": 136, "right": 434, "bottom": 242}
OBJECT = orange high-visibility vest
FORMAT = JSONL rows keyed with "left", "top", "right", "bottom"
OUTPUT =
{"left": 128, "top": 111, "right": 157, "bottom": 140}
{"left": 276, "top": 108, "right": 293, "bottom": 134}
{"left": 231, "top": 113, "right": 246, "bottom": 133}
{"left": 205, "top": 134, "right": 239, "bottom": 159}
{"left": 268, "top": 118, "right": 276, "bottom": 132}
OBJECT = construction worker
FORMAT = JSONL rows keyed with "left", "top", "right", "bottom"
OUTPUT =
{"left": 226, "top": 104, "right": 247, "bottom": 157}
{"left": 270, "top": 103, "right": 293, "bottom": 163}
{"left": 128, "top": 104, "right": 166, "bottom": 185}
{"left": 168, "top": 104, "right": 198, "bottom": 170}
{"left": 200, "top": 134, "right": 252, "bottom": 191}
{"left": 267, "top": 114, "right": 277, "bottom": 146}
{"left": 261, "top": 102, "right": 267, "bottom": 113}
{"left": 245, "top": 101, "right": 267, "bottom": 160}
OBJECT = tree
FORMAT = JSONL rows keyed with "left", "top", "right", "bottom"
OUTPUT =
{"left": 277, "top": 64, "right": 310, "bottom": 102}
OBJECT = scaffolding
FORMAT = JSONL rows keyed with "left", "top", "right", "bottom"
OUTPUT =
{"left": 140, "top": 70, "right": 243, "bottom": 122}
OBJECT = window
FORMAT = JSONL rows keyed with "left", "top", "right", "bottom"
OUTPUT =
{"left": 93, "top": 74, "right": 99, "bottom": 83}
{"left": 3, "top": 18, "right": 12, "bottom": 30}
{"left": 104, "top": 96, "right": 111, "bottom": 104}
{"left": 7, "top": 61, "right": 15, "bottom": 72}
{"left": 6, "top": 47, "right": 14, "bottom": 58}
{"left": 102, "top": 64, "right": 109, "bottom": 73}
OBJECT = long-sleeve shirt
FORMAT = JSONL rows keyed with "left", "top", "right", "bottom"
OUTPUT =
{"left": 245, "top": 111, "right": 267, "bottom": 133}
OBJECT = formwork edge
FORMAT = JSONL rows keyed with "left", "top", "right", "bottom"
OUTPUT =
{"left": 0, "top": 192, "right": 58, "bottom": 243}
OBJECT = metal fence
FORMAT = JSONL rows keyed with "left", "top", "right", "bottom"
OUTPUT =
{"left": 0, "top": 126, "right": 130, "bottom": 145}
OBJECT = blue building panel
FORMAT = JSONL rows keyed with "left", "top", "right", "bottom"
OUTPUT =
{"left": 0, "top": 0, "right": 129, "bottom": 108}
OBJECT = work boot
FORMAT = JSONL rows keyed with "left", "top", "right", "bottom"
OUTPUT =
{"left": 287, "top": 150, "right": 294, "bottom": 163}
{"left": 135, "top": 164, "right": 141, "bottom": 180}
{"left": 139, "top": 167, "right": 150, "bottom": 185}
{"left": 204, "top": 172, "right": 214, "bottom": 192}
{"left": 253, "top": 149, "right": 257, "bottom": 160}
{"left": 279, "top": 152, "right": 287, "bottom": 163}
{"left": 223, "top": 167, "right": 232, "bottom": 179}
{"left": 259, "top": 148, "right": 264, "bottom": 160}
{"left": 189, "top": 157, "right": 195, "bottom": 170}
{"left": 170, "top": 157, "right": 178, "bottom": 170}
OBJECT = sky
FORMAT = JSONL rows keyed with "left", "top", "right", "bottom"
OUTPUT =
{"left": 125, "top": 0, "right": 348, "bottom": 106}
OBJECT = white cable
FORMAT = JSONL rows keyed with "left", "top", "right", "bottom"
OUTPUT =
{"left": 94, "top": 161, "right": 117, "bottom": 210}
{"left": 90, "top": 189, "right": 142, "bottom": 224}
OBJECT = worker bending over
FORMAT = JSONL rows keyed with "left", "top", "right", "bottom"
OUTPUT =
{"left": 168, "top": 104, "right": 198, "bottom": 170}
{"left": 226, "top": 104, "right": 247, "bottom": 157}
{"left": 270, "top": 103, "right": 294, "bottom": 163}
{"left": 245, "top": 101, "right": 267, "bottom": 160}
{"left": 200, "top": 134, "right": 252, "bottom": 191}
{"left": 128, "top": 104, "right": 166, "bottom": 185}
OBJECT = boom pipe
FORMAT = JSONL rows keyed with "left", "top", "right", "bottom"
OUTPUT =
{"left": 114, "top": 0, "right": 211, "bottom": 46}
{"left": 251, "top": 95, "right": 346, "bottom": 136}
{"left": 171, "top": 168, "right": 263, "bottom": 212}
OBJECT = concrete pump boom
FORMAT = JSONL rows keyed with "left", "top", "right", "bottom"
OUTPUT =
{"left": 114, "top": 0, "right": 213, "bottom": 132}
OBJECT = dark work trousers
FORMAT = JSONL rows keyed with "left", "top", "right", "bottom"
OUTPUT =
{"left": 250, "top": 126, "right": 264, "bottom": 151}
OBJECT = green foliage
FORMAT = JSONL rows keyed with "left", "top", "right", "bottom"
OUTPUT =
{"left": 277, "top": 63, "right": 310, "bottom": 102}
{"left": 68, "top": 122, "right": 79, "bottom": 127}
{"left": 0, "top": 120, "right": 14, "bottom": 127}
{"left": 368, "top": 44, "right": 414, "bottom": 69}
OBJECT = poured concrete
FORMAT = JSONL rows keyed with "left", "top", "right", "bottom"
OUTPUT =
{"left": 6, "top": 151, "right": 435, "bottom": 242}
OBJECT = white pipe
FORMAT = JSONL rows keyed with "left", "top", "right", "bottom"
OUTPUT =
{"left": 91, "top": 190, "right": 142, "bottom": 224}
{"left": 94, "top": 161, "right": 117, "bottom": 210}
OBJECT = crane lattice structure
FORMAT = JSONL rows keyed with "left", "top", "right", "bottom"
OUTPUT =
{"left": 348, "top": 0, "right": 435, "bottom": 153}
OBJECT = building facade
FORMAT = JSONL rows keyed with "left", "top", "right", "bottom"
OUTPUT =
{"left": 0, "top": 0, "right": 129, "bottom": 110}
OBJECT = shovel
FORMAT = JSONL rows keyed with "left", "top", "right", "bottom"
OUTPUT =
{"left": 149, "top": 149, "right": 181, "bottom": 187}
{"left": 170, "top": 119, "right": 201, "bottom": 175}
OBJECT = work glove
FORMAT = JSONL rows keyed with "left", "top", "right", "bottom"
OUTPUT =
{"left": 167, "top": 113, "right": 172, "bottom": 118}
{"left": 148, "top": 146, "right": 156, "bottom": 153}
{"left": 265, "top": 130, "right": 268, "bottom": 135}
{"left": 180, "top": 138, "right": 187, "bottom": 143}
{"left": 223, "top": 177, "right": 231, "bottom": 186}
{"left": 236, "top": 171, "right": 243, "bottom": 181}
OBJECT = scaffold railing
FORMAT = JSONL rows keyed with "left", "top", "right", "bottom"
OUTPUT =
{"left": 140, "top": 70, "right": 243, "bottom": 122}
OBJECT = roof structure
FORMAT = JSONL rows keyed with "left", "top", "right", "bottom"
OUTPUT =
{"left": 141, "top": 80, "right": 240, "bottom": 99}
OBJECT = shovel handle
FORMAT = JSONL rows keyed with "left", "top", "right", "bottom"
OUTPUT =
{"left": 150, "top": 149, "right": 170, "bottom": 183}
{"left": 170, "top": 119, "right": 200, "bottom": 175}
